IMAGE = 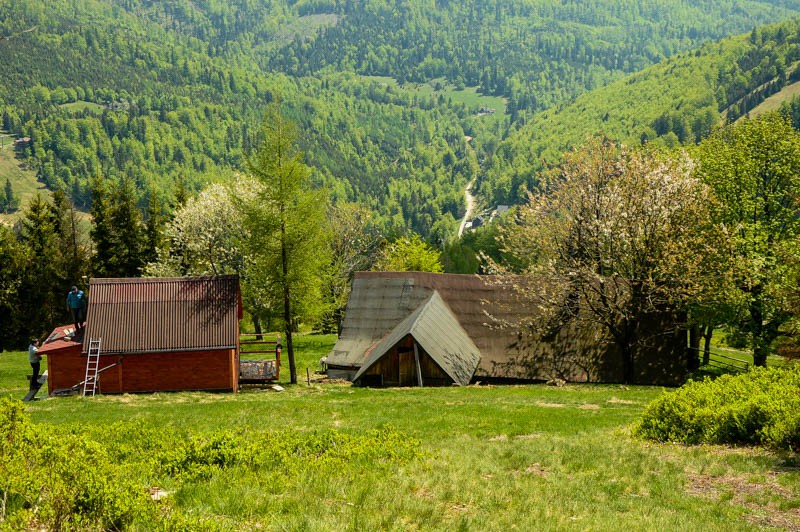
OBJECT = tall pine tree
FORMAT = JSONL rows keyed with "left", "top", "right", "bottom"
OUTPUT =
{"left": 0, "top": 225, "right": 27, "bottom": 347}
{"left": 240, "top": 103, "right": 331, "bottom": 385}
{"left": 50, "top": 190, "right": 89, "bottom": 290}
{"left": 90, "top": 177, "right": 146, "bottom": 278}
{"left": 16, "top": 194, "right": 63, "bottom": 339}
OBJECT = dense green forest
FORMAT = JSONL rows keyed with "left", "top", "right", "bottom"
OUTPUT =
{"left": 0, "top": 0, "right": 495, "bottom": 239}
{"left": 3, "top": 0, "right": 800, "bottom": 238}
{"left": 266, "top": 0, "right": 800, "bottom": 118}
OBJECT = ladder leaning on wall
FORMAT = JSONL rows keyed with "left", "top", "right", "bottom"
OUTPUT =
{"left": 83, "top": 338, "right": 102, "bottom": 396}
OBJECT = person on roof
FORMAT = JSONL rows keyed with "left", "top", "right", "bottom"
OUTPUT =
{"left": 66, "top": 285, "right": 86, "bottom": 332}
{"left": 28, "top": 338, "right": 41, "bottom": 390}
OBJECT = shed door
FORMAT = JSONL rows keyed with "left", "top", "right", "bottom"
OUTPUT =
{"left": 398, "top": 350, "right": 416, "bottom": 387}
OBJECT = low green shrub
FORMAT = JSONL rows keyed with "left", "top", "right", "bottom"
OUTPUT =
{"left": 0, "top": 397, "right": 156, "bottom": 530}
{"left": 159, "top": 431, "right": 244, "bottom": 481}
{"left": 1, "top": 397, "right": 423, "bottom": 529}
{"left": 634, "top": 365, "right": 800, "bottom": 451}
{"left": 157, "top": 425, "right": 424, "bottom": 481}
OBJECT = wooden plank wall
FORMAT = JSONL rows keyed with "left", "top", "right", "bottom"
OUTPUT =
{"left": 45, "top": 344, "right": 83, "bottom": 395}
{"left": 363, "top": 345, "right": 451, "bottom": 387}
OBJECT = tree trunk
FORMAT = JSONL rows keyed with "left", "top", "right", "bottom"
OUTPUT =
{"left": 750, "top": 286, "right": 768, "bottom": 367}
{"left": 283, "top": 281, "right": 296, "bottom": 384}
{"left": 621, "top": 342, "right": 635, "bottom": 384}
{"left": 688, "top": 323, "right": 701, "bottom": 371}
{"left": 753, "top": 342, "right": 769, "bottom": 367}
{"left": 253, "top": 315, "right": 263, "bottom": 341}
{"left": 281, "top": 219, "right": 297, "bottom": 384}
{"left": 702, "top": 325, "right": 713, "bottom": 366}
{"left": 617, "top": 319, "right": 637, "bottom": 384}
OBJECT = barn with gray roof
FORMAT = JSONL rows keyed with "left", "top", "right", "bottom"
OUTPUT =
{"left": 327, "top": 272, "right": 688, "bottom": 386}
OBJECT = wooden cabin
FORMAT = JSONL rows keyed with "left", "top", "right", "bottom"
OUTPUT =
{"left": 40, "top": 276, "right": 242, "bottom": 395}
{"left": 327, "top": 272, "right": 689, "bottom": 387}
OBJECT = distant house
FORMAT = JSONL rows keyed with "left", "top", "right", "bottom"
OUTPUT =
{"left": 104, "top": 101, "right": 129, "bottom": 111}
{"left": 326, "top": 272, "right": 688, "bottom": 387}
{"left": 40, "top": 276, "right": 242, "bottom": 395}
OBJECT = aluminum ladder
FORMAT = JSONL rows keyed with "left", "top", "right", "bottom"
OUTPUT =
{"left": 83, "top": 338, "right": 101, "bottom": 396}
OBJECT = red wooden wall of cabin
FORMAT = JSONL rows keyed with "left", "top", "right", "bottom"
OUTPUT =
{"left": 47, "top": 349, "right": 238, "bottom": 394}
{"left": 45, "top": 344, "right": 83, "bottom": 395}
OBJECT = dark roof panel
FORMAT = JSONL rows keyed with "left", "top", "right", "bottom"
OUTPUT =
{"left": 84, "top": 276, "right": 241, "bottom": 354}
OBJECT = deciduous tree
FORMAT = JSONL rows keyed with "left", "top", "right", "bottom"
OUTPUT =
{"left": 321, "top": 203, "right": 381, "bottom": 334}
{"left": 693, "top": 113, "right": 800, "bottom": 366}
{"left": 372, "top": 233, "right": 444, "bottom": 273}
{"left": 145, "top": 176, "right": 275, "bottom": 334}
{"left": 495, "top": 139, "right": 718, "bottom": 382}
{"left": 147, "top": 178, "right": 255, "bottom": 278}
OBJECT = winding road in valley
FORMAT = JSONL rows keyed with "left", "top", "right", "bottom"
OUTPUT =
{"left": 458, "top": 177, "right": 477, "bottom": 238}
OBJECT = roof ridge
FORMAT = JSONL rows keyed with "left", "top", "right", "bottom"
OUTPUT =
{"left": 90, "top": 275, "right": 239, "bottom": 284}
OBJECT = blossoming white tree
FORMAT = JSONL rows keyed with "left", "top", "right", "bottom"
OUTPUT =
{"left": 495, "top": 139, "right": 721, "bottom": 382}
{"left": 146, "top": 176, "right": 257, "bottom": 278}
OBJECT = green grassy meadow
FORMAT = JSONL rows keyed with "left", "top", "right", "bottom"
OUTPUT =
{"left": 0, "top": 133, "right": 44, "bottom": 225}
{"left": 745, "top": 80, "right": 800, "bottom": 119}
{"left": 1, "top": 334, "right": 798, "bottom": 530}
{"left": 361, "top": 76, "right": 508, "bottom": 129}
{"left": 59, "top": 100, "right": 107, "bottom": 114}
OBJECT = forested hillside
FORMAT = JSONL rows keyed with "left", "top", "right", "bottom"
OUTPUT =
{"left": 268, "top": 0, "right": 800, "bottom": 118}
{"left": 0, "top": 1, "right": 490, "bottom": 239}
{"left": 481, "top": 18, "right": 800, "bottom": 205}
{"left": 3, "top": 0, "right": 800, "bottom": 238}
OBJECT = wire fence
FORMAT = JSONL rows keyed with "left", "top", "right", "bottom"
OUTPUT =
{"left": 689, "top": 346, "right": 750, "bottom": 373}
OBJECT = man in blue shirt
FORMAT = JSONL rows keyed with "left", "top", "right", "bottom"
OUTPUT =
{"left": 66, "top": 285, "right": 86, "bottom": 332}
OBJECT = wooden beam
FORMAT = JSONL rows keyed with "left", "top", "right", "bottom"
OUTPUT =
{"left": 413, "top": 342, "right": 423, "bottom": 388}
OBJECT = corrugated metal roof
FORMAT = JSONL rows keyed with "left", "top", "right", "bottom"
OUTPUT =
{"left": 329, "top": 276, "right": 433, "bottom": 368}
{"left": 329, "top": 272, "right": 688, "bottom": 385}
{"left": 84, "top": 276, "right": 241, "bottom": 354}
{"left": 352, "top": 291, "right": 480, "bottom": 386}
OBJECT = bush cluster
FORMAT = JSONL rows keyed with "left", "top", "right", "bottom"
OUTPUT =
{"left": 634, "top": 365, "right": 800, "bottom": 451}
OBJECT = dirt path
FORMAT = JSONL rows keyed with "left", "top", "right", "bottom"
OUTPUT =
{"left": 458, "top": 177, "right": 477, "bottom": 237}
